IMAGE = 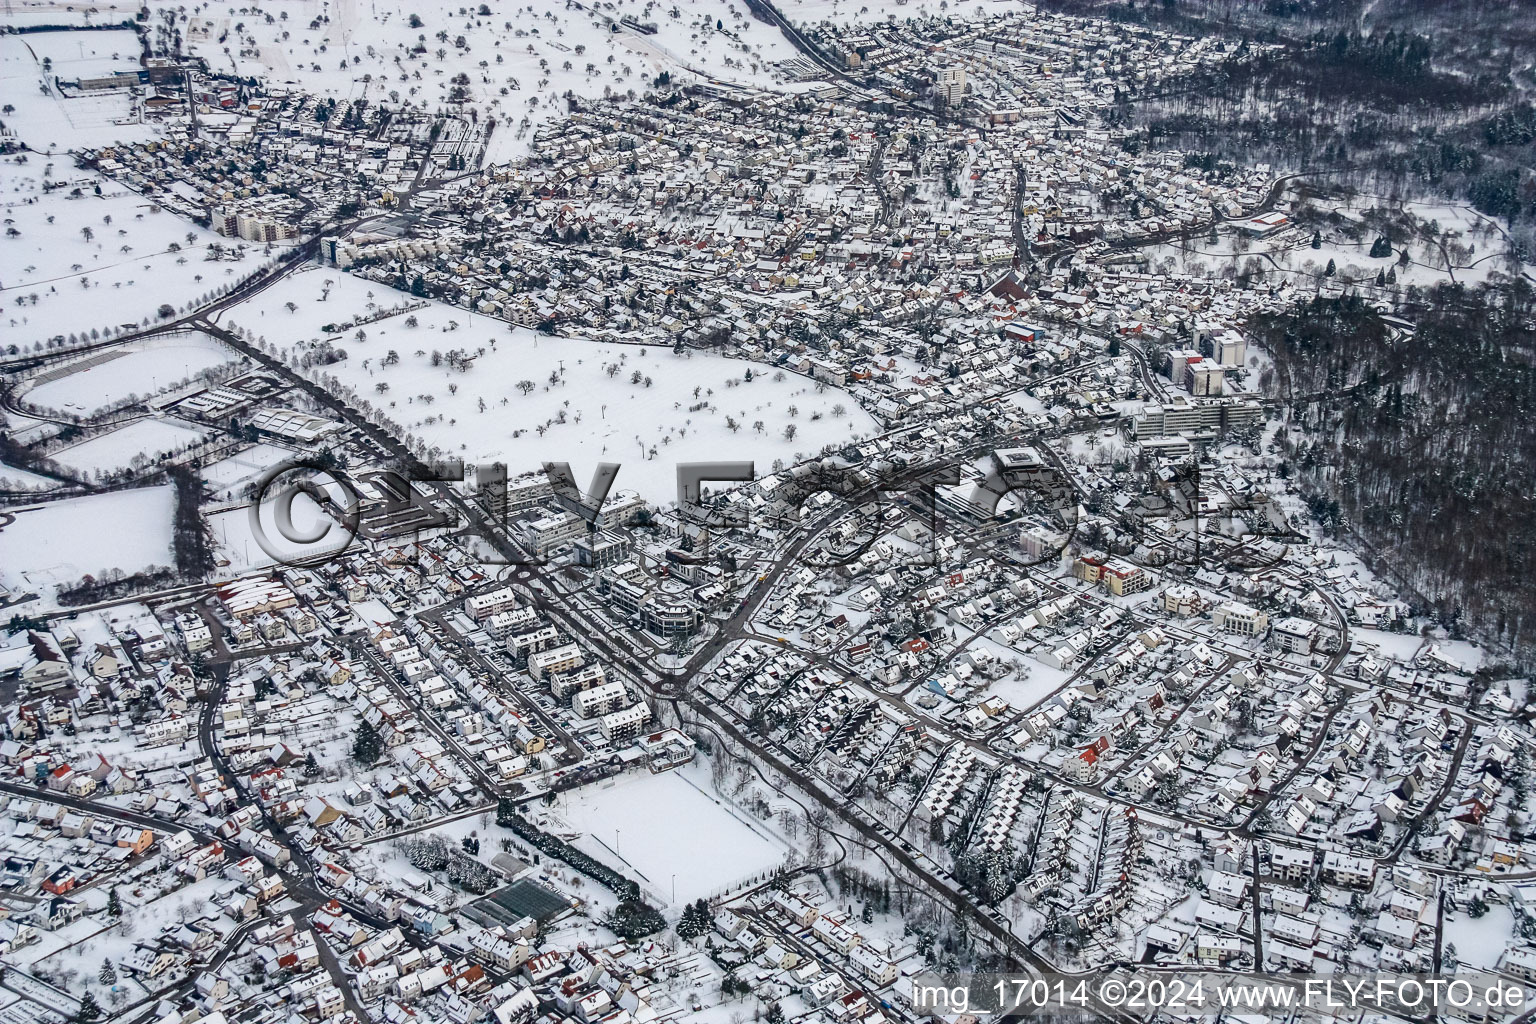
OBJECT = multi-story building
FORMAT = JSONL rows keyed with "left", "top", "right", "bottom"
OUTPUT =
{"left": 1272, "top": 617, "right": 1319, "bottom": 654}
{"left": 527, "top": 643, "right": 584, "bottom": 680}
{"left": 599, "top": 703, "right": 651, "bottom": 743}
{"left": 466, "top": 587, "right": 519, "bottom": 622}
{"left": 1184, "top": 359, "right": 1224, "bottom": 396}
{"left": 573, "top": 531, "right": 631, "bottom": 570}
{"left": 1212, "top": 601, "right": 1269, "bottom": 638}
{"left": 1101, "top": 559, "right": 1151, "bottom": 596}
{"left": 1132, "top": 397, "right": 1262, "bottom": 438}
{"left": 571, "top": 680, "right": 629, "bottom": 719}
{"left": 937, "top": 66, "right": 967, "bottom": 105}
{"left": 523, "top": 512, "right": 587, "bottom": 556}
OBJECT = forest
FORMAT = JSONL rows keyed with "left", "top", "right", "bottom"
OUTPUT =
{"left": 1249, "top": 285, "right": 1536, "bottom": 664}
{"left": 1055, "top": 0, "right": 1536, "bottom": 254}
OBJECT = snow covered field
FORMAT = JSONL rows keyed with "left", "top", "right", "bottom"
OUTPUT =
{"left": 0, "top": 461, "right": 60, "bottom": 491}
{"left": 0, "top": 485, "right": 176, "bottom": 597}
{"left": 200, "top": 442, "right": 301, "bottom": 500}
{"left": 224, "top": 267, "right": 878, "bottom": 503}
{"left": 1145, "top": 195, "right": 1528, "bottom": 293}
{"left": 49, "top": 417, "right": 213, "bottom": 476}
{"left": 1, "top": 155, "right": 256, "bottom": 353}
{"left": 23, "top": 333, "right": 238, "bottom": 417}
{"left": 0, "top": 30, "right": 159, "bottom": 154}
{"left": 166, "top": 0, "right": 808, "bottom": 161}
{"left": 205, "top": 491, "right": 344, "bottom": 573}
{"left": 551, "top": 763, "right": 788, "bottom": 906}
{"left": 203, "top": 446, "right": 355, "bottom": 572}
{"left": 200, "top": 440, "right": 367, "bottom": 570}
{"left": 0, "top": 0, "right": 121, "bottom": 28}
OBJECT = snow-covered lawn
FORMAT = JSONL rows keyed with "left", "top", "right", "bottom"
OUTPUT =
{"left": 224, "top": 267, "right": 878, "bottom": 504}
{"left": 550, "top": 764, "right": 789, "bottom": 906}
{"left": 969, "top": 643, "right": 1071, "bottom": 713}
{"left": 0, "top": 485, "right": 176, "bottom": 597}
{"left": 2, "top": 156, "right": 254, "bottom": 353}
{"left": 50, "top": 417, "right": 213, "bottom": 476}
{"left": 1144, "top": 193, "right": 1531, "bottom": 293}
{"left": 1351, "top": 627, "right": 1423, "bottom": 662}
{"left": 23, "top": 333, "right": 239, "bottom": 417}
{"left": 1441, "top": 903, "right": 1515, "bottom": 972}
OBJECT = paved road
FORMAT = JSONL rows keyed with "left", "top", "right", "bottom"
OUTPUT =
{"left": 0, "top": 779, "right": 221, "bottom": 845}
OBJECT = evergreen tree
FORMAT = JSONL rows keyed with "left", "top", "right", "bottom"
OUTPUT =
{"left": 1310, "top": 231, "right": 1322, "bottom": 249}
{"left": 303, "top": 752, "right": 321, "bottom": 778}
{"left": 766, "top": 1003, "right": 785, "bottom": 1024}
{"left": 98, "top": 960, "right": 116, "bottom": 986}
{"left": 106, "top": 887, "right": 121, "bottom": 917}
{"left": 74, "top": 992, "right": 102, "bottom": 1023}
{"left": 352, "top": 720, "right": 382, "bottom": 766}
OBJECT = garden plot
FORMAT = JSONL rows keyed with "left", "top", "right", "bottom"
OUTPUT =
{"left": 0, "top": 485, "right": 175, "bottom": 598}
{"left": 224, "top": 267, "right": 878, "bottom": 504}
{"left": 1439, "top": 902, "right": 1515, "bottom": 972}
{"left": 1, "top": 157, "right": 250, "bottom": 353}
{"left": 23, "top": 334, "right": 239, "bottom": 418}
{"left": 10, "top": 874, "right": 234, "bottom": 1016}
{"left": 49, "top": 417, "right": 212, "bottom": 477}
{"left": 548, "top": 763, "right": 788, "bottom": 906}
